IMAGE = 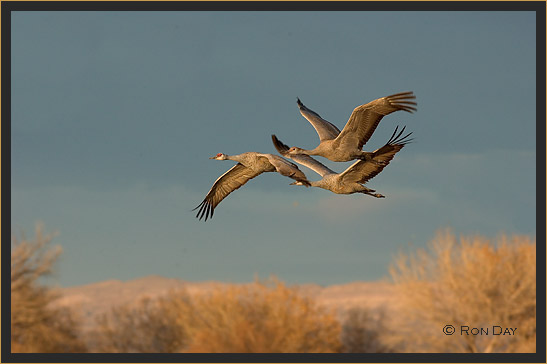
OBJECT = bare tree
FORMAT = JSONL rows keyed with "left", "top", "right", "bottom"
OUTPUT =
{"left": 92, "top": 278, "right": 342, "bottom": 353}
{"left": 11, "top": 223, "right": 86, "bottom": 353}
{"left": 89, "top": 295, "right": 188, "bottom": 353}
{"left": 341, "top": 307, "right": 392, "bottom": 353}
{"left": 388, "top": 229, "right": 536, "bottom": 353}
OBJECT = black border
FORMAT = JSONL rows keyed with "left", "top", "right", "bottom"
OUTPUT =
{"left": 2, "top": 1, "right": 545, "bottom": 363}
{"left": 0, "top": 1, "right": 544, "bottom": 11}
{"left": 1, "top": 0, "right": 12, "bottom": 361}
{"left": 535, "top": 2, "right": 547, "bottom": 364}
{"left": 2, "top": 352, "right": 545, "bottom": 363}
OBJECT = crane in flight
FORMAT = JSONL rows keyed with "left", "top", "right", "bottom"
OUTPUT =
{"left": 194, "top": 152, "right": 311, "bottom": 221}
{"left": 283, "top": 91, "right": 416, "bottom": 162}
{"left": 271, "top": 126, "right": 412, "bottom": 197}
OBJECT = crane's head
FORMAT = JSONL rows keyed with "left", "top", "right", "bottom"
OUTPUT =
{"left": 288, "top": 146, "right": 305, "bottom": 155}
{"left": 290, "top": 181, "right": 307, "bottom": 187}
{"left": 210, "top": 153, "right": 228, "bottom": 160}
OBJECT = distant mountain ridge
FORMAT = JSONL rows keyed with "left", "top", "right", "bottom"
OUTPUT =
{"left": 55, "top": 275, "right": 398, "bottom": 330}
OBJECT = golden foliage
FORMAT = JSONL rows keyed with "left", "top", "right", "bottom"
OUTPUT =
{"left": 13, "top": 224, "right": 534, "bottom": 354}
{"left": 11, "top": 224, "right": 86, "bottom": 353}
{"left": 92, "top": 278, "right": 342, "bottom": 353}
{"left": 389, "top": 229, "right": 536, "bottom": 353}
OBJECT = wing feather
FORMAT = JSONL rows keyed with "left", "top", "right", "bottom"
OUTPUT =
{"left": 263, "top": 154, "right": 312, "bottom": 186}
{"left": 271, "top": 135, "right": 334, "bottom": 177}
{"left": 297, "top": 98, "right": 341, "bottom": 141}
{"left": 334, "top": 91, "right": 416, "bottom": 150}
{"left": 193, "top": 163, "right": 262, "bottom": 221}
{"left": 339, "top": 126, "right": 412, "bottom": 184}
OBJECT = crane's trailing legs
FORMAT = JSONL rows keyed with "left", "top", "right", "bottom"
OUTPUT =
{"left": 361, "top": 186, "right": 385, "bottom": 198}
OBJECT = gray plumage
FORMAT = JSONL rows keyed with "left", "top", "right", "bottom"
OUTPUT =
{"left": 271, "top": 126, "right": 412, "bottom": 197}
{"left": 194, "top": 152, "right": 310, "bottom": 221}
{"left": 286, "top": 92, "right": 416, "bottom": 162}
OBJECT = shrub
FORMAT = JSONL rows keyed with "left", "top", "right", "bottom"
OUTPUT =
{"left": 388, "top": 229, "right": 536, "bottom": 353}
{"left": 11, "top": 224, "right": 86, "bottom": 353}
{"left": 93, "top": 278, "right": 342, "bottom": 353}
{"left": 90, "top": 295, "right": 187, "bottom": 352}
{"left": 340, "top": 307, "right": 391, "bottom": 353}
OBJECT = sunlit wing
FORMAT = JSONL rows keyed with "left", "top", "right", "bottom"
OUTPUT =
{"left": 263, "top": 154, "right": 311, "bottom": 186}
{"left": 297, "top": 98, "right": 341, "bottom": 141}
{"left": 271, "top": 134, "right": 334, "bottom": 178}
{"left": 193, "top": 163, "right": 262, "bottom": 221}
{"left": 339, "top": 126, "right": 412, "bottom": 184}
{"left": 339, "top": 147, "right": 401, "bottom": 185}
{"left": 334, "top": 91, "right": 416, "bottom": 150}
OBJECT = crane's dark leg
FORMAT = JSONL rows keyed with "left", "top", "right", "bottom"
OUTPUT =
{"left": 362, "top": 187, "right": 385, "bottom": 198}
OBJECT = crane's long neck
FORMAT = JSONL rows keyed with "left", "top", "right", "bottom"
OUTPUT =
{"left": 224, "top": 153, "right": 255, "bottom": 166}
{"left": 302, "top": 147, "right": 320, "bottom": 156}
{"left": 224, "top": 154, "right": 242, "bottom": 162}
{"left": 309, "top": 180, "right": 322, "bottom": 188}
{"left": 293, "top": 180, "right": 320, "bottom": 188}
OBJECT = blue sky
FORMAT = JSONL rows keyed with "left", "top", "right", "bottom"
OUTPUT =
{"left": 11, "top": 10, "right": 536, "bottom": 287}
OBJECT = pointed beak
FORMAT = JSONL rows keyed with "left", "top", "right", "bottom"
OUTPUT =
{"left": 209, "top": 156, "right": 216, "bottom": 159}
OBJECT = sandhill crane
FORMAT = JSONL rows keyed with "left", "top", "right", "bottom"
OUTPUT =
{"left": 283, "top": 91, "right": 416, "bottom": 162}
{"left": 194, "top": 152, "right": 311, "bottom": 221}
{"left": 271, "top": 126, "right": 412, "bottom": 197}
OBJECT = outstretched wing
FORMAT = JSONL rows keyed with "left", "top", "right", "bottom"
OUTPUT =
{"left": 193, "top": 163, "right": 262, "bottom": 221}
{"left": 339, "top": 126, "right": 412, "bottom": 184}
{"left": 271, "top": 134, "right": 334, "bottom": 178}
{"left": 263, "top": 154, "right": 311, "bottom": 186}
{"left": 297, "top": 98, "right": 341, "bottom": 141}
{"left": 334, "top": 91, "right": 416, "bottom": 151}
